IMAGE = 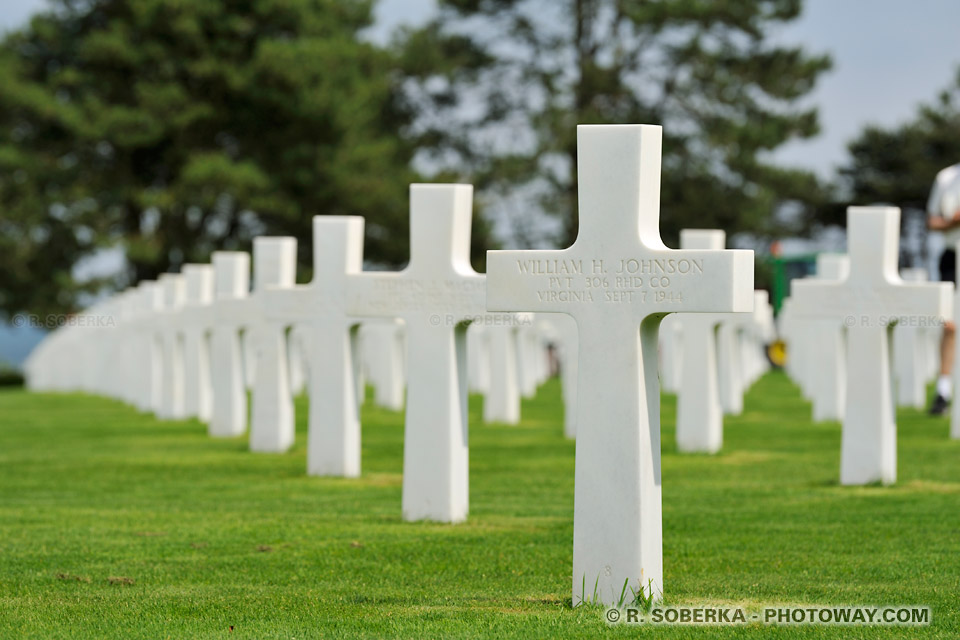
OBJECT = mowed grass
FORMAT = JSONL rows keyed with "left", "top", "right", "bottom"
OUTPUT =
{"left": 1, "top": 371, "right": 959, "bottom": 639}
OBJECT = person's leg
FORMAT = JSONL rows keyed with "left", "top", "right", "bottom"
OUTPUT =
{"left": 931, "top": 248, "right": 956, "bottom": 415}
{"left": 938, "top": 321, "right": 954, "bottom": 394}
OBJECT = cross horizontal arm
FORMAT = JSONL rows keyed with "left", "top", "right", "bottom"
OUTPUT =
{"left": 486, "top": 247, "right": 753, "bottom": 318}
{"left": 261, "top": 285, "right": 335, "bottom": 324}
{"left": 177, "top": 305, "right": 215, "bottom": 330}
{"left": 347, "top": 271, "right": 486, "bottom": 320}
{"left": 792, "top": 280, "right": 952, "bottom": 323}
{"left": 215, "top": 297, "right": 260, "bottom": 327}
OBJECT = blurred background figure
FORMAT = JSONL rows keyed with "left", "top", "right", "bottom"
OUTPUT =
{"left": 926, "top": 163, "right": 960, "bottom": 414}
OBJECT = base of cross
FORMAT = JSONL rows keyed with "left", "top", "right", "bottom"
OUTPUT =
{"left": 574, "top": 572, "right": 662, "bottom": 608}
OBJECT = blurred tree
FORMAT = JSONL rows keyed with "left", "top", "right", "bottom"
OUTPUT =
{"left": 835, "top": 69, "right": 960, "bottom": 226}
{"left": 0, "top": 0, "right": 493, "bottom": 317}
{"left": 400, "top": 0, "right": 832, "bottom": 248}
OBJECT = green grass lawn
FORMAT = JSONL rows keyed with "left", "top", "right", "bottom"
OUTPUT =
{"left": 1, "top": 371, "right": 959, "bottom": 638}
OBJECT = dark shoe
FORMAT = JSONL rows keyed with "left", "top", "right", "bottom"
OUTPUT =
{"left": 929, "top": 394, "right": 949, "bottom": 416}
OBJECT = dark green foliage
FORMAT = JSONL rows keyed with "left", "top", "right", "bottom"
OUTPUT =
{"left": 0, "top": 366, "right": 24, "bottom": 387}
{"left": 0, "top": 0, "right": 495, "bottom": 316}
{"left": 401, "top": 0, "right": 832, "bottom": 248}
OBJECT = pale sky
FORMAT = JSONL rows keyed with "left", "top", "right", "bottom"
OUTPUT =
{"left": 770, "top": 0, "right": 960, "bottom": 177}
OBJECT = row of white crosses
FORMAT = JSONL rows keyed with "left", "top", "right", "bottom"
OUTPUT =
{"left": 26, "top": 125, "right": 960, "bottom": 607}
{"left": 784, "top": 255, "right": 947, "bottom": 422}
{"left": 783, "top": 207, "right": 953, "bottom": 485}
{"left": 781, "top": 255, "right": 947, "bottom": 422}
{"left": 780, "top": 253, "right": 850, "bottom": 422}
{"left": 26, "top": 124, "right": 763, "bottom": 605}
{"left": 659, "top": 231, "right": 775, "bottom": 453}
{"left": 25, "top": 185, "right": 555, "bottom": 513}
{"left": 893, "top": 268, "right": 942, "bottom": 410}
{"left": 358, "top": 320, "right": 406, "bottom": 411}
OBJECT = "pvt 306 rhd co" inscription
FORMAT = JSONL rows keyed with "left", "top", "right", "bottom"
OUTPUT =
{"left": 516, "top": 257, "right": 705, "bottom": 304}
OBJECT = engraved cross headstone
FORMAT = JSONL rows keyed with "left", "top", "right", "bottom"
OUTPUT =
{"left": 360, "top": 320, "right": 406, "bottom": 411}
{"left": 288, "top": 325, "right": 309, "bottom": 397}
{"left": 717, "top": 313, "right": 751, "bottom": 416}
{"left": 553, "top": 313, "right": 580, "bottom": 439}
{"left": 467, "top": 325, "right": 492, "bottom": 394}
{"left": 809, "top": 254, "right": 849, "bottom": 422}
{"left": 674, "top": 229, "right": 732, "bottom": 453}
{"left": 348, "top": 184, "right": 486, "bottom": 523}
{"left": 246, "top": 237, "right": 297, "bottom": 453}
{"left": 486, "top": 125, "right": 753, "bottom": 604}
{"left": 138, "top": 280, "right": 164, "bottom": 415}
{"left": 157, "top": 273, "right": 187, "bottom": 419}
{"left": 893, "top": 267, "right": 931, "bottom": 409}
{"left": 658, "top": 314, "right": 682, "bottom": 394}
{"left": 483, "top": 322, "right": 522, "bottom": 424}
{"left": 261, "top": 216, "right": 365, "bottom": 477}
{"left": 209, "top": 240, "right": 297, "bottom": 450}
{"left": 180, "top": 264, "right": 216, "bottom": 421}
{"left": 792, "top": 207, "right": 951, "bottom": 484}
{"left": 210, "top": 252, "right": 251, "bottom": 437}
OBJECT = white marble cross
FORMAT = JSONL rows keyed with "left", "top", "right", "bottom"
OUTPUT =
{"left": 242, "top": 329, "right": 257, "bottom": 392}
{"left": 893, "top": 267, "right": 931, "bottom": 409}
{"left": 287, "top": 325, "right": 309, "bottom": 397}
{"left": 674, "top": 229, "right": 737, "bottom": 454}
{"left": 550, "top": 313, "right": 580, "bottom": 439}
{"left": 717, "top": 311, "right": 752, "bottom": 416}
{"left": 486, "top": 125, "right": 753, "bottom": 604}
{"left": 246, "top": 238, "right": 298, "bottom": 453}
{"left": 347, "top": 184, "right": 486, "bottom": 523}
{"left": 157, "top": 274, "right": 187, "bottom": 419}
{"left": 360, "top": 320, "right": 406, "bottom": 411}
{"left": 180, "top": 264, "right": 215, "bottom": 421}
{"left": 743, "top": 290, "right": 775, "bottom": 385}
{"left": 778, "top": 297, "right": 800, "bottom": 387}
{"left": 287, "top": 325, "right": 310, "bottom": 397}
{"left": 261, "top": 216, "right": 365, "bottom": 477}
{"left": 483, "top": 322, "right": 522, "bottom": 424}
{"left": 138, "top": 280, "right": 164, "bottom": 414}
{"left": 516, "top": 325, "right": 542, "bottom": 398}
{"left": 808, "top": 254, "right": 849, "bottom": 422}
{"left": 658, "top": 315, "right": 682, "bottom": 394}
{"left": 781, "top": 293, "right": 816, "bottom": 399}
{"left": 209, "top": 240, "right": 297, "bottom": 451}
{"left": 467, "top": 324, "right": 492, "bottom": 394}
{"left": 792, "top": 207, "right": 951, "bottom": 485}
{"left": 110, "top": 291, "right": 138, "bottom": 405}
{"left": 210, "top": 252, "right": 251, "bottom": 438}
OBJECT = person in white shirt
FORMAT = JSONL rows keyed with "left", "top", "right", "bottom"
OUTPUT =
{"left": 926, "top": 163, "right": 960, "bottom": 415}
